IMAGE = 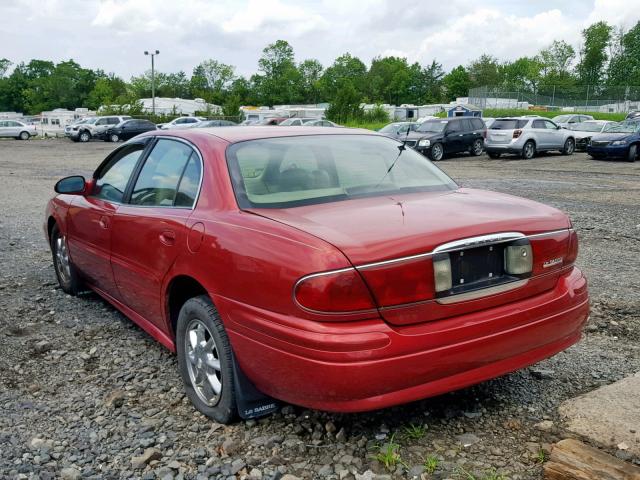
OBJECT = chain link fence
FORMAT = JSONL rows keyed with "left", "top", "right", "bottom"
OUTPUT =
{"left": 469, "top": 85, "right": 640, "bottom": 113}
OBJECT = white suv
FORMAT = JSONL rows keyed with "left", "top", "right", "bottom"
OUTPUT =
{"left": 485, "top": 117, "right": 576, "bottom": 159}
{"left": 65, "top": 116, "right": 131, "bottom": 142}
{"left": 159, "top": 117, "right": 207, "bottom": 130}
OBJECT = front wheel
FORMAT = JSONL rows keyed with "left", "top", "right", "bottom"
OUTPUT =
{"left": 78, "top": 130, "right": 91, "bottom": 143}
{"left": 626, "top": 144, "right": 637, "bottom": 162}
{"left": 50, "top": 225, "right": 81, "bottom": 295}
{"left": 522, "top": 140, "right": 536, "bottom": 159}
{"left": 470, "top": 139, "right": 483, "bottom": 156}
{"left": 109, "top": 134, "right": 119, "bottom": 143}
{"left": 562, "top": 138, "right": 575, "bottom": 155}
{"left": 429, "top": 143, "right": 444, "bottom": 161}
{"left": 19, "top": 131, "right": 30, "bottom": 140}
{"left": 176, "top": 296, "right": 237, "bottom": 424}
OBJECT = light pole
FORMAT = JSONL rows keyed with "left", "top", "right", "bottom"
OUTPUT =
{"left": 144, "top": 50, "right": 160, "bottom": 115}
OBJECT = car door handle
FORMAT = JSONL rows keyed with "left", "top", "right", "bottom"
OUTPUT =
{"left": 99, "top": 216, "right": 110, "bottom": 229}
{"left": 159, "top": 230, "right": 176, "bottom": 246}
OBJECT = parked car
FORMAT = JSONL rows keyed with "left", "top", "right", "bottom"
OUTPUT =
{"left": 45, "top": 127, "right": 588, "bottom": 423}
{"left": 625, "top": 111, "right": 640, "bottom": 120}
{"left": 159, "top": 117, "right": 207, "bottom": 130}
{"left": 378, "top": 122, "right": 420, "bottom": 140}
{"left": 278, "top": 117, "right": 317, "bottom": 126}
{"left": 259, "top": 117, "right": 288, "bottom": 125}
{"left": 485, "top": 117, "right": 576, "bottom": 159}
{"left": 189, "top": 120, "right": 237, "bottom": 128}
{"left": 0, "top": 119, "right": 37, "bottom": 140}
{"left": 482, "top": 117, "right": 496, "bottom": 129}
{"left": 65, "top": 116, "right": 131, "bottom": 142}
{"left": 303, "top": 119, "right": 340, "bottom": 127}
{"left": 404, "top": 117, "right": 487, "bottom": 160}
{"left": 567, "top": 120, "right": 617, "bottom": 151}
{"left": 102, "top": 119, "right": 157, "bottom": 142}
{"left": 551, "top": 114, "right": 594, "bottom": 128}
{"left": 586, "top": 121, "right": 640, "bottom": 161}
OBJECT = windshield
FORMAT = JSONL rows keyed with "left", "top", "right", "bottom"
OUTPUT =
{"left": 417, "top": 121, "right": 447, "bottom": 133}
{"left": 279, "top": 118, "right": 301, "bottom": 126}
{"left": 603, "top": 122, "right": 639, "bottom": 133}
{"left": 227, "top": 135, "right": 457, "bottom": 209}
{"left": 569, "top": 122, "right": 604, "bottom": 132}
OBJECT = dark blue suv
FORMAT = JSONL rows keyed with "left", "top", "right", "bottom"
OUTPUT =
{"left": 587, "top": 120, "right": 640, "bottom": 162}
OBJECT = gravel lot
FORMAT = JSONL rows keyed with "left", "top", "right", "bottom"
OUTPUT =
{"left": 1, "top": 138, "right": 639, "bottom": 480}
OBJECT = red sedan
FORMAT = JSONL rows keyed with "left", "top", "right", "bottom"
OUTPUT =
{"left": 45, "top": 127, "right": 589, "bottom": 423}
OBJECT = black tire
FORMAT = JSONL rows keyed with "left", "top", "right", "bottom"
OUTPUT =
{"left": 78, "top": 130, "right": 91, "bottom": 143}
{"left": 562, "top": 138, "right": 575, "bottom": 155}
{"left": 50, "top": 225, "right": 81, "bottom": 295}
{"left": 522, "top": 140, "right": 536, "bottom": 159}
{"left": 176, "top": 295, "right": 237, "bottom": 424}
{"left": 19, "top": 131, "right": 30, "bottom": 140}
{"left": 429, "top": 142, "right": 444, "bottom": 161}
{"left": 488, "top": 152, "right": 501, "bottom": 159}
{"left": 626, "top": 144, "right": 637, "bottom": 162}
{"left": 470, "top": 138, "right": 483, "bottom": 156}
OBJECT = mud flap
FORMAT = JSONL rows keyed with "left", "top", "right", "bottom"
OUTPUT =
{"left": 232, "top": 352, "right": 279, "bottom": 419}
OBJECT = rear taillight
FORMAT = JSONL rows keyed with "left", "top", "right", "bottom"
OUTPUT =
{"left": 358, "top": 259, "right": 435, "bottom": 307}
{"left": 566, "top": 229, "right": 579, "bottom": 265}
{"left": 513, "top": 129, "right": 523, "bottom": 139}
{"left": 482, "top": 129, "right": 487, "bottom": 139}
{"left": 294, "top": 269, "right": 375, "bottom": 313}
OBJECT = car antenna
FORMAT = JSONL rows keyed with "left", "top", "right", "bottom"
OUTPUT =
{"left": 375, "top": 123, "right": 411, "bottom": 188}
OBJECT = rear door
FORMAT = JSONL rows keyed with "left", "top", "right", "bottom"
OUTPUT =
{"left": 110, "top": 138, "right": 203, "bottom": 328}
{"left": 531, "top": 119, "right": 551, "bottom": 149}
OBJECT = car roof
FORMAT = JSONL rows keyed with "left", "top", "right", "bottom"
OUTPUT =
{"left": 142, "top": 126, "right": 371, "bottom": 144}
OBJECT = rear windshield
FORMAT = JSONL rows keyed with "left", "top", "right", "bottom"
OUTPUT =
{"left": 490, "top": 119, "right": 528, "bottom": 130}
{"left": 227, "top": 135, "right": 458, "bottom": 209}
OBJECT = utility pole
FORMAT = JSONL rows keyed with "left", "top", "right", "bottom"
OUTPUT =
{"left": 144, "top": 50, "right": 160, "bottom": 115}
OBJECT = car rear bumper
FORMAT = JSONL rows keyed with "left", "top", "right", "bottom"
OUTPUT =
{"left": 485, "top": 144, "right": 522, "bottom": 154}
{"left": 586, "top": 145, "right": 627, "bottom": 157}
{"left": 221, "top": 266, "right": 589, "bottom": 412}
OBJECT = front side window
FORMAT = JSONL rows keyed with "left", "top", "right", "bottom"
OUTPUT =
{"left": 130, "top": 139, "right": 196, "bottom": 207}
{"left": 227, "top": 135, "right": 457, "bottom": 209}
{"left": 93, "top": 146, "right": 144, "bottom": 203}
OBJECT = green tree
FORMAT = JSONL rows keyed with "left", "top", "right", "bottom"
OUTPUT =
{"left": 253, "top": 40, "right": 302, "bottom": 105}
{"left": 467, "top": 54, "right": 501, "bottom": 87}
{"left": 539, "top": 40, "right": 575, "bottom": 76}
{"left": 442, "top": 65, "right": 470, "bottom": 100}
{"left": 0, "top": 58, "right": 11, "bottom": 78}
{"left": 319, "top": 53, "right": 367, "bottom": 100}
{"left": 501, "top": 57, "right": 543, "bottom": 92}
{"left": 324, "top": 80, "right": 363, "bottom": 123}
{"left": 191, "top": 59, "right": 236, "bottom": 104}
{"left": 298, "top": 59, "right": 323, "bottom": 103}
{"left": 608, "top": 22, "right": 640, "bottom": 87}
{"left": 577, "top": 21, "right": 613, "bottom": 86}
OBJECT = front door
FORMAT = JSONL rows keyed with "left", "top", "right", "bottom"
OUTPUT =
{"left": 110, "top": 138, "right": 203, "bottom": 328}
{"left": 66, "top": 144, "right": 146, "bottom": 297}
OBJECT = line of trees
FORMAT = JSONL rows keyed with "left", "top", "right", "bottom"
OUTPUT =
{"left": 2, "top": 20, "right": 640, "bottom": 118}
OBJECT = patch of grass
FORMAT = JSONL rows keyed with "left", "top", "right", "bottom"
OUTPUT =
{"left": 536, "top": 448, "right": 546, "bottom": 464}
{"left": 423, "top": 454, "right": 439, "bottom": 474}
{"left": 373, "top": 434, "right": 404, "bottom": 471}
{"left": 478, "top": 108, "right": 626, "bottom": 122}
{"left": 342, "top": 120, "right": 388, "bottom": 131}
{"left": 403, "top": 423, "right": 427, "bottom": 440}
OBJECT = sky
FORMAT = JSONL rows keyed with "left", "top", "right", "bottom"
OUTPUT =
{"left": 2, "top": 0, "right": 640, "bottom": 79}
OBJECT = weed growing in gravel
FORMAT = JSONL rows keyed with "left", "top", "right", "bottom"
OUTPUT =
{"left": 403, "top": 423, "right": 427, "bottom": 439}
{"left": 536, "top": 448, "right": 546, "bottom": 463}
{"left": 423, "top": 454, "right": 439, "bottom": 474}
{"left": 455, "top": 466, "right": 506, "bottom": 480}
{"left": 373, "top": 434, "right": 405, "bottom": 471}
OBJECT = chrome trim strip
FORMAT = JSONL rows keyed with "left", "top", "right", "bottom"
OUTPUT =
{"left": 432, "top": 232, "right": 525, "bottom": 253}
{"left": 355, "top": 229, "right": 570, "bottom": 270}
{"left": 435, "top": 279, "right": 528, "bottom": 304}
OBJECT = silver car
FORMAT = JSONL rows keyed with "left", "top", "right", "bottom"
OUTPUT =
{"left": 551, "top": 113, "right": 594, "bottom": 129}
{"left": 0, "top": 119, "right": 37, "bottom": 140}
{"left": 65, "top": 115, "right": 131, "bottom": 142}
{"left": 567, "top": 120, "right": 617, "bottom": 151}
{"left": 485, "top": 117, "right": 576, "bottom": 159}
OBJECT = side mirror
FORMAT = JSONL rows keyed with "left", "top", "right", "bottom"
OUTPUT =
{"left": 55, "top": 175, "right": 86, "bottom": 195}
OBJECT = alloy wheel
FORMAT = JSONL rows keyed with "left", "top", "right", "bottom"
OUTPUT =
{"left": 55, "top": 235, "right": 71, "bottom": 285}
{"left": 184, "top": 319, "right": 223, "bottom": 406}
{"left": 524, "top": 142, "right": 535, "bottom": 159}
{"left": 110, "top": 134, "right": 119, "bottom": 143}
{"left": 431, "top": 144, "right": 443, "bottom": 161}
{"left": 473, "top": 139, "right": 483, "bottom": 155}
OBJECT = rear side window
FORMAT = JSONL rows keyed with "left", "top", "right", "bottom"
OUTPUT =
{"left": 490, "top": 119, "right": 528, "bottom": 130}
{"left": 174, "top": 156, "right": 202, "bottom": 207}
{"left": 130, "top": 139, "right": 195, "bottom": 207}
{"left": 447, "top": 120, "right": 463, "bottom": 133}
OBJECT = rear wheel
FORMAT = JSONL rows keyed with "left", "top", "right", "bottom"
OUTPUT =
{"left": 562, "top": 138, "right": 575, "bottom": 155}
{"left": 627, "top": 144, "right": 637, "bottom": 162}
{"left": 488, "top": 152, "right": 501, "bottom": 159}
{"left": 50, "top": 225, "right": 81, "bottom": 295}
{"left": 429, "top": 143, "right": 444, "bottom": 161}
{"left": 470, "top": 139, "right": 483, "bottom": 156}
{"left": 522, "top": 140, "right": 536, "bottom": 159}
{"left": 19, "top": 131, "right": 30, "bottom": 140}
{"left": 176, "top": 295, "right": 237, "bottom": 424}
